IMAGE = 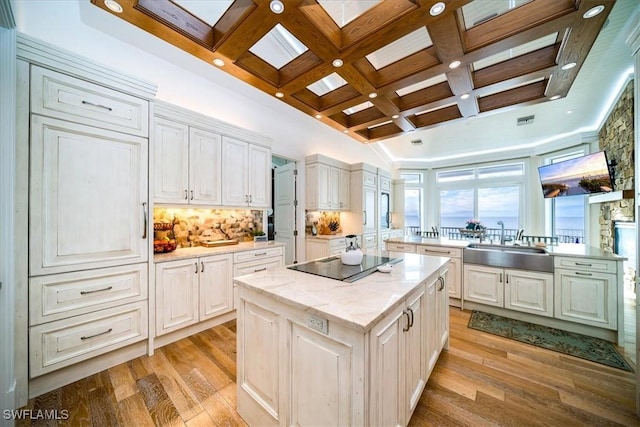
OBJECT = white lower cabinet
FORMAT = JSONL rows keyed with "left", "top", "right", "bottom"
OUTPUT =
{"left": 464, "top": 265, "right": 553, "bottom": 317}
{"left": 305, "top": 238, "right": 344, "bottom": 261}
{"left": 155, "top": 254, "right": 233, "bottom": 336}
{"left": 233, "top": 247, "right": 284, "bottom": 276}
{"left": 416, "top": 245, "right": 462, "bottom": 302}
{"left": 236, "top": 267, "right": 449, "bottom": 426}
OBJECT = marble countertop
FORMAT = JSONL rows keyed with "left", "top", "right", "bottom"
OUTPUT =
{"left": 234, "top": 251, "right": 449, "bottom": 333}
{"left": 154, "top": 241, "right": 286, "bottom": 263}
{"left": 385, "top": 237, "right": 625, "bottom": 260}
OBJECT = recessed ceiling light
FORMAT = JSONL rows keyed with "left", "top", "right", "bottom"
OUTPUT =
{"left": 430, "top": 2, "right": 446, "bottom": 16}
{"left": 567, "top": 110, "right": 573, "bottom": 114}
{"left": 368, "top": 92, "right": 378, "bottom": 99}
{"left": 550, "top": 95, "right": 561, "bottom": 100}
{"left": 561, "top": 62, "right": 577, "bottom": 70}
{"left": 343, "top": 129, "right": 349, "bottom": 133}
{"left": 332, "top": 59, "right": 343, "bottom": 67}
{"left": 315, "top": 114, "right": 322, "bottom": 119}
{"left": 104, "top": 0, "right": 123, "bottom": 13}
{"left": 583, "top": 5, "right": 605, "bottom": 19}
{"left": 391, "top": 114, "right": 400, "bottom": 119}
{"left": 460, "top": 93, "right": 470, "bottom": 100}
{"left": 449, "top": 60, "right": 461, "bottom": 69}
{"left": 270, "top": 0, "right": 284, "bottom": 14}
{"left": 275, "top": 92, "right": 284, "bottom": 98}
{"left": 213, "top": 58, "right": 225, "bottom": 67}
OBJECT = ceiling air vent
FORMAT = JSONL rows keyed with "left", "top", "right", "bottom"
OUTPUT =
{"left": 517, "top": 115, "right": 535, "bottom": 126}
{"left": 411, "top": 139, "right": 423, "bottom": 146}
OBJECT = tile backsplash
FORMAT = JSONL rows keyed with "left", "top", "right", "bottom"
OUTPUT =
{"left": 305, "top": 211, "right": 342, "bottom": 235}
{"left": 154, "top": 208, "right": 263, "bottom": 247}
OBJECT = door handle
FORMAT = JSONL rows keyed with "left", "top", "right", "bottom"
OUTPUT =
{"left": 402, "top": 310, "right": 410, "bottom": 332}
{"left": 142, "top": 202, "right": 148, "bottom": 239}
{"left": 407, "top": 307, "right": 414, "bottom": 328}
{"left": 184, "top": 189, "right": 188, "bottom": 200}
{"left": 195, "top": 262, "right": 198, "bottom": 274}
{"left": 201, "top": 261, "right": 204, "bottom": 273}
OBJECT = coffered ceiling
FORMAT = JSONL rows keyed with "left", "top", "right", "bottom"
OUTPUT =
{"left": 91, "top": 0, "right": 614, "bottom": 144}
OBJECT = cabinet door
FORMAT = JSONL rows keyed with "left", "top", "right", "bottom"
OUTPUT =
{"left": 317, "top": 163, "right": 331, "bottom": 210}
{"left": 305, "top": 240, "right": 329, "bottom": 261}
{"left": 363, "top": 186, "right": 376, "bottom": 233}
{"left": 199, "top": 254, "right": 233, "bottom": 320}
{"left": 463, "top": 264, "right": 503, "bottom": 307}
{"left": 189, "top": 128, "right": 222, "bottom": 205}
{"left": 153, "top": 118, "right": 189, "bottom": 204}
{"left": 30, "top": 116, "right": 148, "bottom": 275}
{"left": 155, "top": 259, "right": 199, "bottom": 336}
{"left": 370, "top": 305, "right": 404, "bottom": 427}
{"left": 426, "top": 276, "right": 438, "bottom": 373}
{"left": 554, "top": 269, "right": 617, "bottom": 329}
{"left": 305, "top": 163, "right": 319, "bottom": 210}
{"left": 505, "top": 270, "right": 553, "bottom": 317}
{"left": 405, "top": 285, "right": 426, "bottom": 422}
{"left": 289, "top": 323, "right": 352, "bottom": 426}
{"left": 339, "top": 168, "right": 350, "bottom": 210}
{"left": 437, "top": 273, "right": 449, "bottom": 350}
{"left": 248, "top": 144, "right": 271, "bottom": 208}
{"left": 329, "top": 166, "right": 340, "bottom": 209}
{"left": 447, "top": 257, "right": 462, "bottom": 299}
{"left": 221, "top": 137, "right": 248, "bottom": 206}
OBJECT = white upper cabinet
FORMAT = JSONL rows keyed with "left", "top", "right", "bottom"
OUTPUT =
{"left": 305, "top": 154, "right": 350, "bottom": 211}
{"left": 153, "top": 102, "right": 272, "bottom": 208}
{"left": 221, "top": 136, "right": 270, "bottom": 208}
{"left": 30, "top": 116, "right": 149, "bottom": 276}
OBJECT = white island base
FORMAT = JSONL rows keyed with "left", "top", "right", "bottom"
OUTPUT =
{"left": 234, "top": 253, "right": 450, "bottom": 426}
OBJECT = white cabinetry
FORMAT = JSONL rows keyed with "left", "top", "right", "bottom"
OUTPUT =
{"left": 222, "top": 137, "right": 271, "bottom": 208}
{"left": 305, "top": 237, "right": 345, "bottom": 261}
{"left": 153, "top": 118, "right": 222, "bottom": 205}
{"left": 19, "top": 42, "right": 155, "bottom": 397}
{"left": 233, "top": 246, "right": 284, "bottom": 276}
{"left": 416, "top": 245, "right": 462, "bottom": 305}
{"left": 155, "top": 254, "right": 233, "bottom": 336}
{"left": 554, "top": 256, "right": 618, "bottom": 330}
{"left": 342, "top": 164, "right": 377, "bottom": 236}
{"left": 305, "top": 154, "right": 350, "bottom": 211}
{"left": 387, "top": 242, "right": 416, "bottom": 253}
{"left": 464, "top": 265, "right": 553, "bottom": 317}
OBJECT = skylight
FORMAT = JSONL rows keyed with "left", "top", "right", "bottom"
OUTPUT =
{"left": 473, "top": 33, "right": 558, "bottom": 71}
{"left": 249, "top": 24, "right": 308, "bottom": 69}
{"left": 307, "top": 73, "right": 348, "bottom": 96}
{"left": 172, "top": 0, "right": 233, "bottom": 26}
{"left": 366, "top": 27, "right": 432, "bottom": 70}
{"left": 343, "top": 101, "right": 374, "bottom": 115}
{"left": 461, "top": 0, "right": 532, "bottom": 30}
{"left": 318, "top": 0, "right": 381, "bottom": 27}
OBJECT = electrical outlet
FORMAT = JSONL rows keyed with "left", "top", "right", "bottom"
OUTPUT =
{"left": 307, "top": 314, "right": 329, "bottom": 334}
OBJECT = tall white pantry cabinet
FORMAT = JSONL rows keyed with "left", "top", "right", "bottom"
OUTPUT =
{"left": 15, "top": 34, "right": 157, "bottom": 401}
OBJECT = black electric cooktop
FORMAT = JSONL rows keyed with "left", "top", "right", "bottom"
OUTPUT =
{"left": 287, "top": 254, "right": 402, "bottom": 283}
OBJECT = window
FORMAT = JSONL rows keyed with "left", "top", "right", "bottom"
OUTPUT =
{"left": 437, "top": 162, "right": 524, "bottom": 235}
{"left": 546, "top": 151, "right": 586, "bottom": 243}
{"left": 401, "top": 172, "right": 424, "bottom": 229}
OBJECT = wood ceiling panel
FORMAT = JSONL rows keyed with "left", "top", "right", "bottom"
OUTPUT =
{"left": 91, "top": 0, "right": 616, "bottom": 142}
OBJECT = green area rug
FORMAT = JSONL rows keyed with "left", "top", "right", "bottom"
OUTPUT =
{"left": 467, "top": 311, "right": 633, "bottom": 372}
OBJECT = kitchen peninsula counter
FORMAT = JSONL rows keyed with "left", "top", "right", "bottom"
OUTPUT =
{"left": 234, "top": 251, "right": 450, "bottom": 426}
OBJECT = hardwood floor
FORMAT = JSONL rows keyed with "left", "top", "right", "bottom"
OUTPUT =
{"left": 19, "top": 309, "right": 638, "bottom": 426}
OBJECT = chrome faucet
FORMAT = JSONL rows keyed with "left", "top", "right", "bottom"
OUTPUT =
{"left": 497, "top": 221, "right": 505, "bottom": 245}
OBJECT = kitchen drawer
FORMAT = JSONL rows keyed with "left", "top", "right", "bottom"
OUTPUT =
{"left": 554, "top": 256, "right": 617, "bottom": 274}
{"left": 29, "top": 301, "right": 148, "bottom": 377}
{"left": 386, "top": 243, "right": 416, "bottom": 253}
{"left": 329, "top": 238, "right": 346, "bottom": 252}
{"left": 30, "top": 263, "right": 147, "bottom": 325}
{"left": 233, "top": 246, "right": 283, "bottom": 263}
{"left": 234, "top": 257, "right": 283, "bottom": 276}
{"left": 363, "top": 171, "right": 377, "bottom": 187}
{"left": 416, "top": 245, "right": 462, "bottom": 258}
{"left": 31, "top": 65, "right": 149, "bottom": 136}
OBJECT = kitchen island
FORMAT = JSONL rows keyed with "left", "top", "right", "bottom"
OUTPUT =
{"left": 233, "top": 252, "right": 450, "bottom": 426}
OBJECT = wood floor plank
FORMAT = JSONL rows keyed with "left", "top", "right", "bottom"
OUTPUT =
{"left": 17, "top": 309, "right": 639, "bottom": 426}
{"left": 116, "top": 393, "right": 156, "bottom": 427}
{"left": 150, "top": 349, "right": 204, "bottom": 422}
{"left": 136, "top": 373, "right": 185, "bottom": 427}
{"left": 60, "top": 377, "right": 91, "bottom": 426}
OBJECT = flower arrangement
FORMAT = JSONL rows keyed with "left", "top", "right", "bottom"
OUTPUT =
{"left": 465, "top": 219, "right": 484, "bottom": 230}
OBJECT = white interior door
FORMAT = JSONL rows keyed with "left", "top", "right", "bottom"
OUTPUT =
{"left": 274, "top": 162, "right": 296, "bottom": 265}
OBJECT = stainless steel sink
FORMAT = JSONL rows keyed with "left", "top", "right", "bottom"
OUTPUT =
{"left": 464, "top": 244, "right": 553, "bottom": 272}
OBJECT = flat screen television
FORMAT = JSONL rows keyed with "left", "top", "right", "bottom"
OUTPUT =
{"left": 538, "top": 151, "right": 614, "bottom": 198}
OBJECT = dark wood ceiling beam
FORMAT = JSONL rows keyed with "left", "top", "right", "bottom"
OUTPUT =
{"left": 473, "top": 44, "right": 559, "bottom": 88}
{"left": 212, "top": 0, "right": 256, "bottom": 48}
{"left": 340, "top": 1, "right": 418, "bottom": 48}
{"left": 473, "top": 68, "right": 554, "bottom": 98}
{"left": 408, "top": 104, "right": 462, "bottom": 128}
{"left": 371, "top": 47, "right": 441, "bottom": 88}
{"left": 463, "top": 0, "right": 575, "bottom": 51}
{"left": 235, "top": 51, "right": 279, "bottom": 86}
{"left": 297, "top": 0, "right": 342, "bottom": 48}
{"left": 135, "top": 0, "right": 214, "bottom": 48}
{"left": 545, "top": 0, "right": 613, "bottom": 98}
{"left": 395, "top": 81, "right": 453, "bottom": 111}
{"left": 478, "top": 80, "right": 548, "bottom": 112}
{"left": 355, "top": 121, "right": 404, "bottom": 141}
{"left": 278, "top": 50, "right": 325, "bottom": 86}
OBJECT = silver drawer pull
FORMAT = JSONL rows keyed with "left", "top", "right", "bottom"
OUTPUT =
{"left": 254, "top": 267, "right": 267, "bottom": 272}
{"left": 574, "top": 262, "right": 593, "bottom": 267}
{"left": 80, "top": 328, "right": 113, "bottom": 340}
{"left": 81, "top": 100, "right": 113, "bottom": 111}
{"left": 424, "top": 249, "right": 451, "bottom": 255}
{"left": 575, "top": 272, "right": 592, "bottom": 276}
{"left": 254, "top": 252, "right": 268, "bottom": 256}
{"left": 80, "top": 286, "right": 113, "bottom": 295}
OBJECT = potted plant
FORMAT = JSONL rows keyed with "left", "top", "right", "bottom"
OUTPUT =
{"left": 251, "top": 230, "right": 267, "bottom": 242}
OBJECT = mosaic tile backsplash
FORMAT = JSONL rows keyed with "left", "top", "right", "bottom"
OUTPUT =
{"left": 154, "top": 208, "right": 264, "bottom": 248}
{"left": 305, "top": 211, "right": 342, "bottom": 235}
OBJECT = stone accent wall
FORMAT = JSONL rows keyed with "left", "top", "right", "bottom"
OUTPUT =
{"left": 154, "top": 208, "right": 263, "bottom": 247}
{"left": 599, "top": 80, "right": 635, "bottom": 254}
